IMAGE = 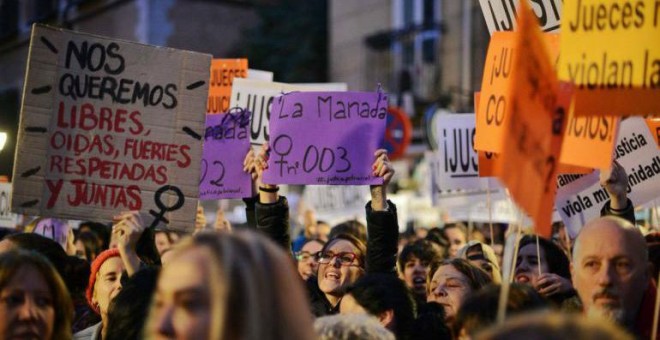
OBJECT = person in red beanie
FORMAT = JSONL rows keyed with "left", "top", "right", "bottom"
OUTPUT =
{"left": 74, "top": 248, "right": 124, "bottom": 340}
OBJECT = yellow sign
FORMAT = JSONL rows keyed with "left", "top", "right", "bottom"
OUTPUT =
{"left": 558, "top": 0, "right": 660, "bottom": 116}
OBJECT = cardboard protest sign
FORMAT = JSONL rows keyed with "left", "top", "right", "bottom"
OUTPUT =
{"left": 495, "top": 1, "right": 568, "bottom": 238}
{"left": 557, "top": 0, "right": 660, "bottom": 116}
{"left": 229, "top": 78, "right": 347, "bottom": 147}
{"left": 12, "top": 24, "right": 211, "bottom": 231}
{"left": 262, "top": 91, "right": 387, "bottom": 185}
{"left": 0, "top": 183, "right": 18, "bottom": 228}
{"left": 200, "top": 109, "right": 252, "bottom": 200}
{"left": 478, "top": 0, "right": 563, "bottom": 35}
{"left": 436, "top": 113, "right": 502, "bottom": 190}
{"left": 556, "top": 117, "right": 660, "bottom": 237}
{"left": 428, "top": 151, "right": 505, "bottom": 208}
{"left": 302, "top": 185, "right": 369, "bottom": 223}
{"left": 207, "top": 59, "right": 247, "bottom": 114}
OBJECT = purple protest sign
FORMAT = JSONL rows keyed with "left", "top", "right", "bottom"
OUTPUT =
{"left": 263, "top": 91, "right": 387, "bottom": 185}
{"left": 200, "top": 109, "right": 252, "bottom": 199}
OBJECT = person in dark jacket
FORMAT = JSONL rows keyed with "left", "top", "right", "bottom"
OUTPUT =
{"left": 243, "top": 145, "right": 399, "bottom": 317}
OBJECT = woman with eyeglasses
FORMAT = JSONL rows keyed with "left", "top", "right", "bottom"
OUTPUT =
{"left": 243, "top": 145, "right": 398, "bottom": 317}
{"left": 296, "top": 239, "right": 325, "bottom": 281}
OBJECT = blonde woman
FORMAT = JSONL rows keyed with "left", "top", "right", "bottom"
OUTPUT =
{"left": 145, "top": 230, "right": 315, "bottom": 340}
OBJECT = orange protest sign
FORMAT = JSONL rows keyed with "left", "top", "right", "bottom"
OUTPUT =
{"left": 475, "top": 91, "right": 500, "bottom": 177}
{"left": 547, "top": 31, "right": 616, "bottom": 171}
{"left": 496, "top": 1, "right": 568, "bottom": 238}
{"left": 475, "top": 32, "right": 515, "bottom": 154}
{"left": 208, "top": 59, "right": 247, "bottom": 114}
{"left": 560, "top": 113, "right": 619, "bottom": 169}
{"left": 476, "top": 88, "right": 590, "bottom": 177}
{"left": 647, "top": 118, "right": 660, "bottom": 149}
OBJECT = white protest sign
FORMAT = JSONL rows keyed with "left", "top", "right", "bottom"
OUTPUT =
{"left": 556, "top": 117, "right": 660, "bottom": 237}
{"left": 12, "top": 24, "right": 211, "bottom": 232}
{"left": 435, "top": 113, "right": 503, "bottom": 190}
{"left": 302, "top": 185, "right": 369, "bottom": 223}
{"left": 230, "top": 78, "right": 347, "bottom": 147}
{"left": 428, "top": 150, "right": 503, "bottom": 209}
{"left": 247, "top": 69, "right": 274, "bottom": 82}
{"left": 0, "top": 183, "right": 18, "bottom": 228}
{"left": 478, "top": 0, "right": 562, "bottom": 35}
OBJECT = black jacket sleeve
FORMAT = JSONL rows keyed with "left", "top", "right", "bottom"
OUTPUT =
{"left": 242, "top": 195, "right": 258, "bottom": 229}
{"left": 255, "top": 196, "right": 291, "bottom": 251}
{"left": 600, "top": 198, "right": 635, "bottom": 225}
{"left": 365, "top": 200, "right": 399, "bottom": 274}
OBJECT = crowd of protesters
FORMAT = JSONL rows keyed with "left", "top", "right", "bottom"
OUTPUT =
{"left": 0, "top": 146, "right": 658, "bottom": 340}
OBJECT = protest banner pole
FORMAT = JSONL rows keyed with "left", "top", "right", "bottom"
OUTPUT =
{"left": 652, "top": 270, "right": 660, "bottom": 340}
{"left": 488, "top": 184, "right": 495, "bottom": 249}
{"left": 497, "top": 232, "right": 518, "bottom": 324}
{"left": 509, "top": 221, "right": 522, "bottom": 283}
{"left": 536, "top": 234, "right": 542, "bottom": 276}
{"left": 564, "top": 228, "right": 572, "bottom": 261}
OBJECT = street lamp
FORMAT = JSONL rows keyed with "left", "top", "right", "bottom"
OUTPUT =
{"left": 0, "top": 132, "right": 6, "bottom": 151}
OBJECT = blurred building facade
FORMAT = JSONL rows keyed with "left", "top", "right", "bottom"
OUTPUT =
{"left": 329, "top": 0, "right": 489, "bottom": 152}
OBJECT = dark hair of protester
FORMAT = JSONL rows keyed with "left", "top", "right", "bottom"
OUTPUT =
{"left": 518, "top": 235, "right": 570, "bottom": 279}
{"left": 475, "top": 311, "right": 634, "bottom": 340}
{"left": 343, "top": 273, "right": 416, "bottom": 340}
{"left": 426, "top": 227, "right": 449, "bottom": 248}
{"left": 0, "top": 249, "right": 74, "bottom": 340}
{"left": 329, "top": 220, "right": 367, "bottom": 245}
{"left": 68, "top": 255, "right": 101, "bottom": 332}
{"left": 0, "top": 226, "right": 16, "bottom": 241}
{"left": 411, "top": 302, "right": 452, "bottom": 340}
{"left": 106, "top": 267, "right": 160, "bottom": 340}
{"left": 74, "top": 231, "right": 103, "bottom": 262}
{"left": 3, "top": 233, "right": 70, "bottom": 288}
{"left": 322, "top": 233, "right": 367, "bottom": 267}
{"left": 135, "top": 227, "right": 161, "bottom": 266}
{"left": 79, "top": 221, "right": 111, "bottom": 250}
{"left": 430, "top": 258, "right": 493, "bottom": 291}
{"left": 398, "top": 239, "right": 444, "bottom": 272}
{"left": 645, "top": 232, "right": 660, "bottom": 280}
{"left": 454, "top": 283, "right": 549, "bottom": 338}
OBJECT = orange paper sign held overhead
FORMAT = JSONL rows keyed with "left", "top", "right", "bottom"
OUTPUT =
{"left": 208, "top": 59, "right": 248, "bottom": 114}
{"left": 475, "top": 32, "right": 515, "bottom": 154}
{"left": 496, "top": 1, "right": 569, "bottom": 238}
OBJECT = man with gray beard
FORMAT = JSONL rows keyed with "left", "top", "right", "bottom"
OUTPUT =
{"left": 571, "top": 216, "right": 656, "bottom": 338}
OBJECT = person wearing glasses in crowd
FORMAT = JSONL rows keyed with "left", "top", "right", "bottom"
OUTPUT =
{"left": 243, "top": 145, "right": 398, "bottom": 316}
{"left": 296, "top": 239, "right": 325, "bottom": 281}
